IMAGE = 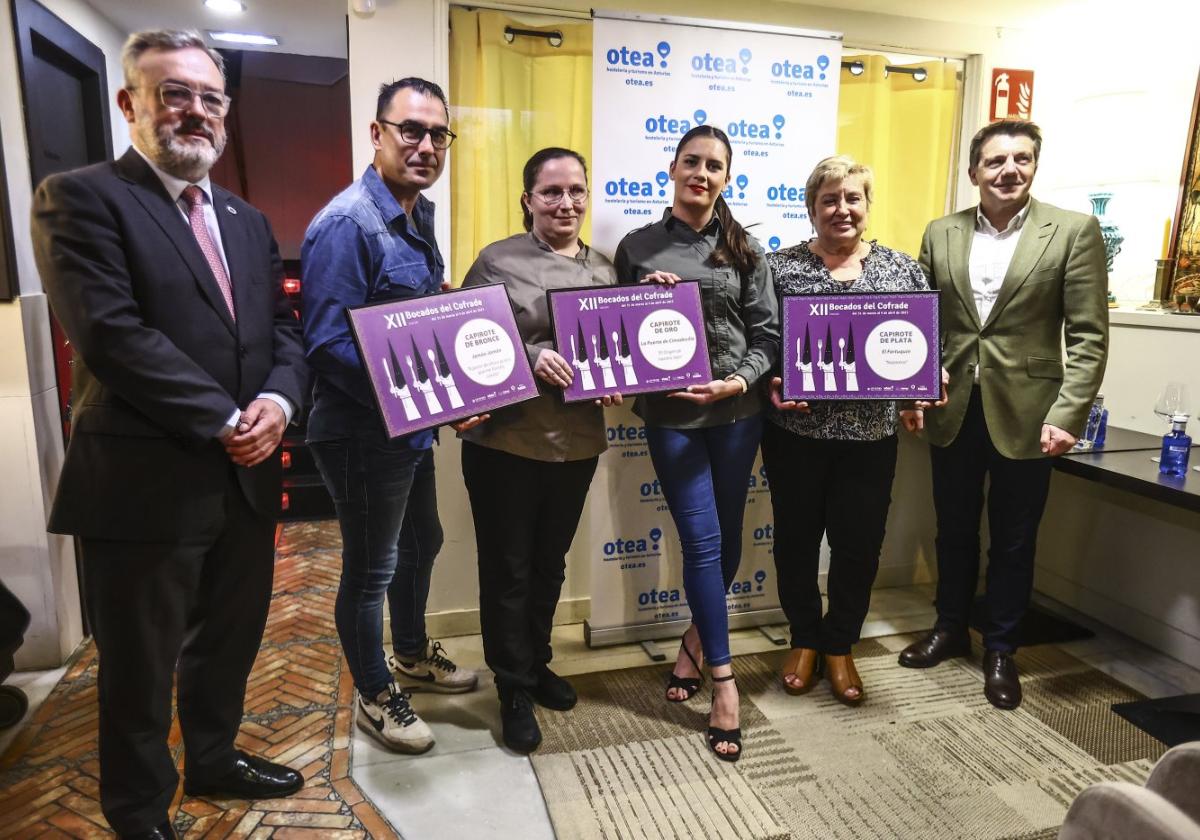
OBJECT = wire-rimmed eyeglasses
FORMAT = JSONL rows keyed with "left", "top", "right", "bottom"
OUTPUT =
{"left": 530, "top": 186, "right": 589, "bottom": 206}
{"left": 140, "top": 82, "right": 231, "bottom": 118}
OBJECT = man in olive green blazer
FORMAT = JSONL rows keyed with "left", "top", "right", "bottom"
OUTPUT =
{"left": 898, "top": 120, "right": 1109, "bottom": 710}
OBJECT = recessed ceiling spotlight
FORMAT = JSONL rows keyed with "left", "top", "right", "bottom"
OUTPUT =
{"left": 204, "top": 0, "right": 246, "bottom": 13}
{"left": 208, "top": 31, "right": 279, "bottom": 46}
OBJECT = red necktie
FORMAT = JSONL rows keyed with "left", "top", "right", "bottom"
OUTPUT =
{"left": 182, "top": 185, "right": 235, "bottom": 320}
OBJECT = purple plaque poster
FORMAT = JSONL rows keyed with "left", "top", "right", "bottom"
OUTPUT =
{"left": 547, "top": 281, "right": 713, "bottom": 403}
{"left": 782, "top": 291, "right": 941, "bottom": 401}
{"left": 347, "top": 283, "right": 538, "bottom": 438}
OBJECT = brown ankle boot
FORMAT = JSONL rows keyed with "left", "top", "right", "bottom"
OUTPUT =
{"left": 781, "top": 648, "right": 819, "bottom": 696}
{"left": 825, "top": 654, "right": 864, "bottom": 706}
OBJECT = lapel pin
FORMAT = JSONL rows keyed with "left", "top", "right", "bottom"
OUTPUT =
{"left": 225, "top": 205, "right": 237, "bottom": 215}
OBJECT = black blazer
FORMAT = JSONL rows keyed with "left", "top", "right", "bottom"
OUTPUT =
{"left": 32, "top": 148, "right": 307, "bottom": 540}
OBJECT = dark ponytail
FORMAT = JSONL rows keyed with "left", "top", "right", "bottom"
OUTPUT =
{"left": 673, "top": 125, "right": 760, "bottom": 278}
{"left": 711, "top": 195, "right": 759, "bottom": 277}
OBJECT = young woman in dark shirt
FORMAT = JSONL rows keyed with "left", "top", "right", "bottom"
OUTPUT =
{"left": 614, "top": 126, "right": 779, "bottom": 762}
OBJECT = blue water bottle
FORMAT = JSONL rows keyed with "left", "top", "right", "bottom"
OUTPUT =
{"left": 1074, "top": 395, "right": 1109, "bottom": 451}
{"left": 1093, "top": 395, "right": 1108, "bottom": 448}
{"left": 1159, "top": 414, "right": 1191, "bottom": 477}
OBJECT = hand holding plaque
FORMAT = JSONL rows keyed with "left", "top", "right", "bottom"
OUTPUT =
{"left": 347, "top": 283, "right": 538, "bottom": 438}
{"left": 547, "top": 281, "right": 713, "bottom": 403}
{"left": 782, "top": 291, "right": 941, "bottom": 401}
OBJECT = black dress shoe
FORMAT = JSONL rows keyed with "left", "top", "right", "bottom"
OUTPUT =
{"left": 898, "top": 629, "right": 972, "bottom": 669}
{"left": 983, "top": 650, "right": 1022, "bottom": 710}
{"left": 119, "top": 821, "right": 175, "bottom": 839}
{"left": 184, "top": 752, "right": 304, "bottom": 799}
{"left": 531, "top": 665, "right": 577, "bottom": 711}
{"left": 498, "top": 686, "right": 542, "bottom": 754}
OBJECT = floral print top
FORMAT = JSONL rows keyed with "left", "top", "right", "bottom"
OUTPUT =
{"left": 765, "top": 240, "right": 928, "bottom": 441}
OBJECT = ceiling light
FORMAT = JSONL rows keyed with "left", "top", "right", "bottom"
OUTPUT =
{"left": 204, "top": 0, "right": 245, "bottom": 13}
{"left": 208, "top": 31, "right": 279, "bottom": 46}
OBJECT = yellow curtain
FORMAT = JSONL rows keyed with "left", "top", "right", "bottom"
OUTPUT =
{"left": 449, "top": 21, "right": 957, "bottom": 272}
{"left": 448, "top": 8, "right": 592, "bottom": 285}
{"left": 837, "top": 55, "right": 960, "bottom": 258}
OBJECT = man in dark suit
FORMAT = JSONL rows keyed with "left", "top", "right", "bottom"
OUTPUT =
{"left": 899, "top": 120, "right": 1108, "bottom": 709}
{"left": 31, "top": 30, "right": 307, "bottom": 839}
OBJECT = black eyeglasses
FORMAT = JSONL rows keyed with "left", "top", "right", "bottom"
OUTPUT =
{"left": 531, "top": 186, "right": 589, "bottom": 206}
{"left": 378, "top": 119, "right": 457, "bottom": 150}
{"left": 138, "top": 82, "right": 231, "bottom": 118}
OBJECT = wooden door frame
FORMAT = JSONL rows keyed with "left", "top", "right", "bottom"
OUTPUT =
{"left": 10, "top": 0, "right": 114, "bottom": 189}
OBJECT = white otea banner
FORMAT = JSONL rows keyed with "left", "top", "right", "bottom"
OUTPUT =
{"left": 583, "top": 13, "right": 842, "bottom": 645}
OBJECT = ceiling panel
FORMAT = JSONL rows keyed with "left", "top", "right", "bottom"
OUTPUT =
{"left": 87, "top": 0, "right": 347, "bottom": 58}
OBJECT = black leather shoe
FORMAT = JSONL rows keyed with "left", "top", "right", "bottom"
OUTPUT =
{"left": 898, "top": 629, "right": 972, "bottom": 669}
{"left": 531, "top": 666, "right": 577, "bottom": 711}
{"left": 119, "top": 821, "right": 175, "bottom": 839}
{"left": 184, "top": 752, "right": 304, "bottom": 799}
{"left": 983, "top": 650, "right": 1022, "bottom": 710}
{"left": 498, "top": 686, "right": 542, "bottom": 754}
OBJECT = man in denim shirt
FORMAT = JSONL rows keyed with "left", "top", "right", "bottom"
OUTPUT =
{"left": 301, "top": 78, "right": 476, "bottom": 755}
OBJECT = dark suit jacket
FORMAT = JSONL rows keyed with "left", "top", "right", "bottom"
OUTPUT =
{"left": 32, "top": 148, "right": 307, "bottom": 540}
{"left": 918, "top": 198, "right": 1109, "bottom": 460}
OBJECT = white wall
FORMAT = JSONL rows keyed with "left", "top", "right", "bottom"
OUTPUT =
{"left": 348, "top": 1, "right": 451, "bottom": 266}
{"left": 1039, "top": 471, "right": 1200, "bottom": 670}
{"left": 0, "top": 0, "right": 128, "bottom": 667}
{"left": 1098, "top": 313, "right": 1200, "bottom": 435}
{"left": 1008, "top": 4, "right": 1200, "bottom": 304}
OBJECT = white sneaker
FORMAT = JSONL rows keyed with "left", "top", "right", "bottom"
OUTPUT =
{"left": 390, "top": 640, "right": 479, "bottom": 694}
{"left": 356, "top": 684, "right": 435, "bottom": 754}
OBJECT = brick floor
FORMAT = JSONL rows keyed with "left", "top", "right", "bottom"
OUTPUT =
{"left": 0, "top": 522, "right": 399, "bottom": 839}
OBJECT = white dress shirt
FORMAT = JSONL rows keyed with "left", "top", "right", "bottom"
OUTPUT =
{"left": 132, "top": 145, "right": 294, "bottom": 434}
{"left": 968, "top": 200, "right": 1031, "bottom": 382}
{"left": 968, "top": 199, "right": 1031, "bottom": 325}
{"left": 133, "top": 145, "right": 230, "bottom": 275}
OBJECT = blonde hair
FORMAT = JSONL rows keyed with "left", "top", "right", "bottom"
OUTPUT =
{"left": 804, "top": 155, "right": 874, "bottom": 220}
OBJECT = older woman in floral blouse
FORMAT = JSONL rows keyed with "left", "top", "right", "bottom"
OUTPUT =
{"left": 763, "top": 155, "right": 934, "bottom": 706}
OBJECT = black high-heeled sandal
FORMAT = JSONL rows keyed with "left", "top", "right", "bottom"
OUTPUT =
{"left": 665, "top": 635, "right": 704, "bottom": 703}
{"left": 707, "top": 673, "right": 742, "bottom": 763}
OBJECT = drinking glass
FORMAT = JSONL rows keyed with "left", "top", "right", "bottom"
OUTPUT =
{"left": 1153, "top": 382, "right": 1189, "bottom": 424}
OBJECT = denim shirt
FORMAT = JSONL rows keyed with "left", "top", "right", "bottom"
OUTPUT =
{"left": 301, "top": 165, "right": 445, "bottom": 445}
{"left": 614, "top": 210, "right": 779, "bottom": 429}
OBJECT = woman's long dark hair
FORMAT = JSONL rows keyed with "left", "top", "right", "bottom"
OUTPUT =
{"left": 673, "top": 125, "right": 759, "bottom": 277}
{"left": 521, "top": 147, "right": 589, "bottom": 232}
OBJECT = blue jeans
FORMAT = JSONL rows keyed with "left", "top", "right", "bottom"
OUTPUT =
{"left": 311, "top": 437, "right": 444, "bottom": 698}
{"left": 645, "top": 415, "right": 763, "bottom": 666}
